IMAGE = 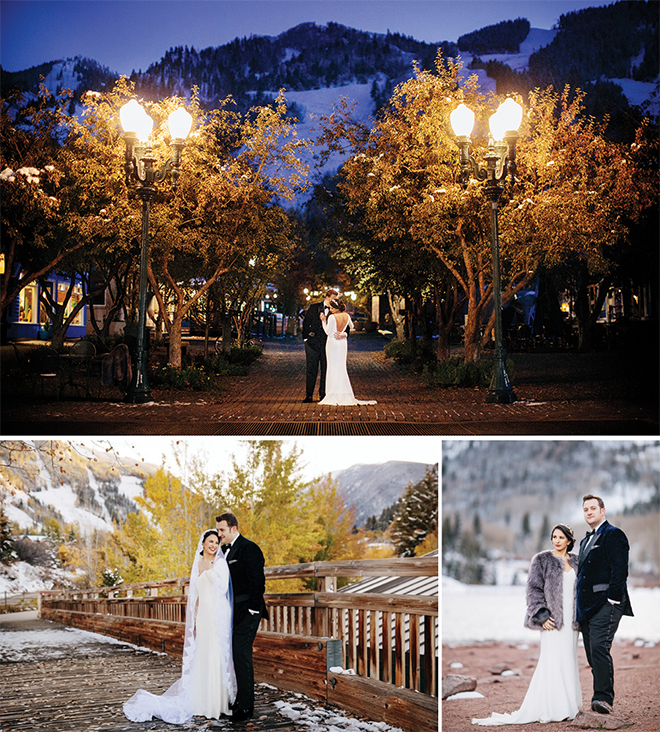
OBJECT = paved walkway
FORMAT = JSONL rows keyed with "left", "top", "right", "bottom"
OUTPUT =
{"left": 2, "top": 335, "right": 658, "bottom": 435}
{"left": 0, "top": 611, "right": 330, "bottom": 732}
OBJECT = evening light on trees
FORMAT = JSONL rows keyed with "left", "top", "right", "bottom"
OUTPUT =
{"left": 318, "top": 54, "right": 656, "bottom": 361}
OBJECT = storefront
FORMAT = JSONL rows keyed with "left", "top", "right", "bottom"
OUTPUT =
{"left": 5, "top": 272, "right": 87, "bottom": 340}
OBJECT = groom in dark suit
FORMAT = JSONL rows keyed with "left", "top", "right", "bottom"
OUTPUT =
{"left": 216, "top": 512, "right": 268, "bottom": 722}
{"left": 576, "top": 494, "right": 633, "bottom": 716}
{"left": 302, "top": 288, "right": 337, "bottom": 402}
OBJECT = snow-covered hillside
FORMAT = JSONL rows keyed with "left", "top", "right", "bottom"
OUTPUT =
{"left": 0, "top": 441, "right": 156, "bottom": 537}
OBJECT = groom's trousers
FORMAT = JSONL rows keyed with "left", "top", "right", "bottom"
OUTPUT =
{"left": 232, "top": 612, "right": 262, "bottom": 712}
{"left": 305, "top": 341, "right": 327, "bottom": 400}
{"left": 581, "top": 602, "right": 623, "bottom": 706}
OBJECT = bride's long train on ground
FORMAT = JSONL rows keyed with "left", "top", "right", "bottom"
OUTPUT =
{"left": 319, "top": 315, "right": 376, "bottom": 406}
{"left": 472, "top": 569, "right": 582, "bottom": 725}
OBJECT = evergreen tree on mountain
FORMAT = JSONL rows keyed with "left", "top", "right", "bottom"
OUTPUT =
{"left": 458, "top": 18, "right": 530, "bottom": 55}
{"left": 391, "top": 466, "right": 438, "bottom": 557}
{"left": 0, "top": 498, "right": 16, "bottom": 564}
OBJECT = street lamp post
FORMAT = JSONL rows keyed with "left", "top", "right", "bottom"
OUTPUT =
{"left": 120, "top": 101, "right": 192, "bottom": 403}
{"left": 450, "top": 99, "right": 523, "bottom": 404}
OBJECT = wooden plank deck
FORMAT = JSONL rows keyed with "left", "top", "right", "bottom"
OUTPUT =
{"left": 0, "top": 613, "right": 316, "bottom": 732}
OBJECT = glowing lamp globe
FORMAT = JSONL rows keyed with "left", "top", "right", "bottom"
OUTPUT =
{"left": 168, "top": 108, "right": 193, "bottom": 140}
{"left": 450, "top": 103, "right": 475, "bottom": 138}
{"left": 489, "top": 99, "right": 523, "bottom": 141}
{"left": 120, "top": 100, "right": 153, "bottom": 142}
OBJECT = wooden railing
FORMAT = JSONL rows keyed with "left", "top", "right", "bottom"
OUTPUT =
{"left": 39, "top": 557, "right": 438, "bottom": 731}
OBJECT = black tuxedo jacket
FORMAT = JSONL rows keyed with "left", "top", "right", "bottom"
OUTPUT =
{"left": 576, "top": 520, "right": 633, "bottom": 623}
{"left": 302, "top": 301, "right": 327, "bottom": 349}
{"left": 225, "top": 534, "right": 268, "bottom": 624}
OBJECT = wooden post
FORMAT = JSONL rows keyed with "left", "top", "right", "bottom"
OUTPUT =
{"left": 357, "top": 609, "right": 367, "bottom": 676}
{"left": 347, "top": 608, "right": 356, "bottom": 671}
{"left": 423, "top": 615, "right": 437, "bottom": 696}
{"left": 369, "top": 610, "right": 379, "bottom": 680}
{"left": 382, "top": 611, "right": 392, "bottom": 684}
{"left": 394, "top": 613, "right": 404, "bottom": 687}
{"left": 409, "top": 614, "right": 420, "bottom": 691}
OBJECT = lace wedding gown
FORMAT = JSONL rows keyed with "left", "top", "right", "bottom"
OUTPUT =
{"left": 473, "top": 568, "right": 582, "bottom": 725}
{"left": 319, "top": 314, "right": 376, "bottom": 406}
{"left": 124, "top": 539, "right": 236, "bottom": 724}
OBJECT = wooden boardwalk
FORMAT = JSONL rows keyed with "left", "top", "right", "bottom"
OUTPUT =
{"left": 0, "top": 612, "right": 316, "bottom": 732}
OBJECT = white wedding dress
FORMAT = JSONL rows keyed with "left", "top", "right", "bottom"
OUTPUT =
{"left": 124, "top": 534, "right": 237, "bottom": 724}
{"left": 319, "top": 314, "right": 376, "bottom": 406}
{"left": 473, "top": 568, "right": 582, "bottom": 725}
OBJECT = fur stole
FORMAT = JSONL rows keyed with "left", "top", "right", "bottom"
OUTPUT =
{"left": 524, "top": 550, "right": 579, "bottom": 631}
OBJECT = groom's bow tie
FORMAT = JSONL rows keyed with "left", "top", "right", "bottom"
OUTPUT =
{"left": 221, "top": 544, "right": 230, "bottom": 554}
{"left": 585, "top": 529, "right": 596, "bottom": 538}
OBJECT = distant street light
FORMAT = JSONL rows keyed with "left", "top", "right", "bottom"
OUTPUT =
{"left": 450, "top": 98, "right": 522, "bottom": 404}
{"left": 120, "top": 101, "right": 192, "bottom": 403}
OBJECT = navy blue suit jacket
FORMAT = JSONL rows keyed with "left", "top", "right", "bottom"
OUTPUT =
{"left": 576, "top": 520, "right": 633, "bottom": 623}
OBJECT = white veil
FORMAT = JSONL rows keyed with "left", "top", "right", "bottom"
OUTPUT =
{"left": 123, "top": 530, "right": 237, "bottom": 724}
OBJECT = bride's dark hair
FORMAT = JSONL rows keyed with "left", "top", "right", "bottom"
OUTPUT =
{"left": 551, "top": 523, "right": 575, "bottom": 552}
{"left": 200, "top": 528, "right": 220, "bottom": 555}
{"left": 329, "top": 299, "right": 346, "bottom": 312}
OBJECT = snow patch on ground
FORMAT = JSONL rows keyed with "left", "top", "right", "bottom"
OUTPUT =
{"left": 274, "top": 693, "right": 404, "bottom": 731}
{"left": 0, "top": 622, "right": 132, "bottom": 662}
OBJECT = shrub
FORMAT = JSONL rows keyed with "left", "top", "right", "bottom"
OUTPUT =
{"left": 194, "top": 344, "right": 262, "bottom": 377}
{"left": 424, "top": 357, "right": 515, "bottom": 388}
{"left": 384, "top": 338, "right": 437, "bottom": 368}
{"left": 12, "top": 537, "right": 55, "bottom": 567}
{"left": 149, "top": 364, "right": 216, "bottom": 391}
{"left": 229, "top": 344, "right": 262, "bottom": 366}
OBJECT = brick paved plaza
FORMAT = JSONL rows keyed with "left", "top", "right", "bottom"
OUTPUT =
{"left": 1, "top": 334, "right": 658, "bottom": 435}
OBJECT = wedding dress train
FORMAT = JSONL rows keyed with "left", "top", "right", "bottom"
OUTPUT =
{"left": 472, "top": 568, "right": 582, "bottom": 725}
{"left": 123, "top": 536, "right": 236, "bottom": 724}
{"left": 319, "top": 314, "right": 376, "bottom": 406}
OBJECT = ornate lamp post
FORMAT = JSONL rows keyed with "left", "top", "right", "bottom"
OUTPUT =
{"left": 450, "top": 98, "right": 523, "bottom": 404}
{"left": 120, "top": 101, "right": 192, "bottom": 403}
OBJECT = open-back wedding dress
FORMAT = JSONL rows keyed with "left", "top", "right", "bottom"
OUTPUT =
{"left": 472, "top": 567, "right": 582, "bottom": 725}
{"left": 318, "top": 313, "right": 376, "bottom": 406}
{"left": 123, "top": 533, "right": 237, "bottom": 724}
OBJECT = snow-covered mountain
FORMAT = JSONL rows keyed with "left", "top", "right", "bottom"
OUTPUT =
{"left": 441, "top": 440, "right": 660, "bottom": 577}
{"left": 331, "top": 460, "right": 434, "bottom": 526}
{"left": 0, "top": 441, "right": 157, "bottom": 536}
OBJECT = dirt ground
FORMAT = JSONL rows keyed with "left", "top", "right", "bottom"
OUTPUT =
{"left": 442, "top": 639, "right": 660, "bottom": 731}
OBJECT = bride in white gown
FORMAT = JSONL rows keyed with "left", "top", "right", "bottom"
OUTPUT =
{"left": 319, "top": 300, "right": 376, "bottom": 406}
{"left": 473, "top": 524, "right": 582, "bottom": 726}
{"left": 124, "top": 529, "right": 237, "bottom": 724}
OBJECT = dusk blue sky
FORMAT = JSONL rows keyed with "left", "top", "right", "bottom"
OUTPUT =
{"left": 2, "top": 0, "right": 603, "bottom": 76}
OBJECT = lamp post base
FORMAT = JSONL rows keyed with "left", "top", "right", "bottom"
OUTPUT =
{"left": 486, "top": 387, "right": 517, "bottom": 404}
{"left": 486, "top": 354, "right": 516, "bottom": 404}
{"left": 124, "top": 360, "right": 153, "bottom": 404}
{"left": 124, "top": 390, "right": 154, "bottom": 405}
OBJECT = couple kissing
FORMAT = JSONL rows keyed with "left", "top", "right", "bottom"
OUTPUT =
{"left": 303, "top": 288, "right": 376, "bottom": 406}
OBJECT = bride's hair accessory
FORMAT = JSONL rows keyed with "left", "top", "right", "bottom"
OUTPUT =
{"left": 199, "top": 528, "right": 220, "bottom": 555}
{"left": 551, "top": 523, "right": 575, "bottom": 552}
{"left": 329, "top": 299, "right": 346, "bottom": 312}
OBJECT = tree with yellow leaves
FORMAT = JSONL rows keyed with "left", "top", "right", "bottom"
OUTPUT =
{"left": 319, "top": 53, "right": 656, "bottom": 361}
{"left": 108, "top": 467, "right": 212, "bottom": 582}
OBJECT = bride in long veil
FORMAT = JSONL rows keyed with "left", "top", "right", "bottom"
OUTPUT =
{"left": 124, "top": 529, "right": 237, "bottom": 723}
